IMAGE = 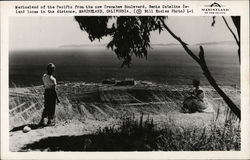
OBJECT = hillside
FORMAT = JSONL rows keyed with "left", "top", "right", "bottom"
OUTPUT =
{"left": 9, "top": 81, "right": 240, "bottom": 151}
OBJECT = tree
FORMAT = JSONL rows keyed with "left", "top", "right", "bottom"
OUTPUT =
{"left": 210, "top": 2, "right": 240, "bottom": 63}
{"left": 75, "top": 16, "right": 241, "bottom": 119}
{"left": 212, "top": 16, "right": 240, "bottom": 62}
{"left": 229, "top": 16, "right": 240, "bottom": 62}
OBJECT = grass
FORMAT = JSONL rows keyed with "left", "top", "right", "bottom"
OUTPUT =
{"left": 82, "top": 114, "right": 240, "bottom": 151}
{"left": 10, "top": 82, "right": 240, "bottom": 151}
{"left": 20, "top": 113, "right": 240, "bottom": 151}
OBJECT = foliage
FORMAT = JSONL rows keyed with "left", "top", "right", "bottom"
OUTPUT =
{"left": 84, "top": 115, "right": 240, "bottom": 151}
{"left": 21, "top": 114, "right": 240, "bottom": 151}
{"left": 75, "top": 16, "right": 113, "bottom": 41}
{"left": 75, "top": 16, "right": 165, "bottom": 67}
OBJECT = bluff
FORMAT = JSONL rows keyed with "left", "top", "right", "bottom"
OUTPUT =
{"left": 9, "top": 82, "right": 240, "bottom": 130}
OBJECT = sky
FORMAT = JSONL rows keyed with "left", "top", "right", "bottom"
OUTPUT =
{"left": 9, "top": 16, "right": 237, "bottom": 50}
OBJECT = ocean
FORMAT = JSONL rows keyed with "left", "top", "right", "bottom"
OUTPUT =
{"left": 9, "top": 44, "right": 240, "bottom": 87}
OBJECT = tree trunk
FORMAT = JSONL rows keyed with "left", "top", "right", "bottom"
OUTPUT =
{"left": 231, "top": 16, "right": 241, "bottom": 63}
{"left": 198, "top": 47, "right": 241, "bottom": 119}
{"left": 223, "top": 16, "right": 240, "bottom": 63}
{"left": 160, "top": 19, "right": 241, "bottom": 120}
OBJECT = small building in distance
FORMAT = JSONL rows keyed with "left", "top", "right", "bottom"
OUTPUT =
{"left": 140, "top": 81, "right": 153, "bottom": 85}
{"left": 102, "top": 78, "right": 116, "bottom": 85}
{"left": 116, "top": 78, "right": 135, "bottom": 86}
{"left": 102, "top": 78, "right": 136, "bottom": 86}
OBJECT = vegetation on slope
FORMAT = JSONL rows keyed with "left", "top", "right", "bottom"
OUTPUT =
{"left": 20, "top": 114, "right": 240, "bottom": 151}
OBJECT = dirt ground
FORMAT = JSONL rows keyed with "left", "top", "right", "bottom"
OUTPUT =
{"left": 10, "top": 112, "right": 215, "bottom": 151}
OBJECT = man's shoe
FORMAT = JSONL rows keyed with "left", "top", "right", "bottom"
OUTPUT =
{"left": 38, "top": 120, "right": 45, "bottom": 126}
{"left": 47, "top": 120, "right": 55, "bottom": 126}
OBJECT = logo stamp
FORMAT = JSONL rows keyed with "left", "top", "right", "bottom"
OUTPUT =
{"left": 202, "top": 2, "right": 229, "bottom": 14}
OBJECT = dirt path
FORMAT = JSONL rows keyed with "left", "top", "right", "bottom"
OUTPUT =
{"left": 10, "top": 112, "right": 215, "bottom": 151}
{"left": 9, "top": 118, "right": 119, "bottom": 151}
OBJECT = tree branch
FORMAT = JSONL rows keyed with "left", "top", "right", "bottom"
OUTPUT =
{"left": 222, "top": 16, "right": 241, "bottom": 63}
{"left": 231, "top": 16, "right": 241, "bottom": 64}
{"left": 160, "top": 19, "right": 241, "bottom": 119}
{"left": 231, "top": 16, "right": 240, "bottom": 43}
{"left": 198, "top": 46, "right": 241, "bottom": 119}
{"left": 159, "top": 19, "right": 201, "bottom": 64}
{"left": 222, "top": 16, "right": 240, "bottom": 46}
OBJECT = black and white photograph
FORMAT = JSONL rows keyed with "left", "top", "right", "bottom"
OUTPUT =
{"left": 8, "top": 16, "right": 242, "bottom": 152}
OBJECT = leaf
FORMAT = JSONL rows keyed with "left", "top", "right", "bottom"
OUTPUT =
{"left": 75, "top": 16, "right": 166, "bottom": 67}
{"left": 211, "top": 16, "right": 216, "bottom": 27}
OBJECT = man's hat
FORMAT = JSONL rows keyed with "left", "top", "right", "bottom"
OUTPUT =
{"left": 47, "top": 63, "right": 55, "bottom": 71}
{"left": 192, "top": 79, "right": 200, "bottom": 86}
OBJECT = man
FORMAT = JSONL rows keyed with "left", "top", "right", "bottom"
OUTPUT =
{"left": 39, "top": 63, "right": 60, "bottom": 126}
{"left": 182, "top": 80, "right": 207, "bottom": 113}
{"left": 191, "top": 79, "right": 204, "bottom": 98}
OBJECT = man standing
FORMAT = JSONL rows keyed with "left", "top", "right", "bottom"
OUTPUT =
{"left": 39, "top": 63, "right": 60, "bottom": 126}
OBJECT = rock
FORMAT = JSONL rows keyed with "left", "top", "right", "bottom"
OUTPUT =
{"left": 23, "top": 126, "right": 31, "bottom": 133}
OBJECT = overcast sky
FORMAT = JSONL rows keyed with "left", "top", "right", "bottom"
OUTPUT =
{"left": 9, "top": 16, "right": 237, "bottom": 50}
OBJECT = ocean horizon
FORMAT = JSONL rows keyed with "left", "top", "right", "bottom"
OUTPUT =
{"left": 9, "top": 44, "right": 240, "bottom": 87}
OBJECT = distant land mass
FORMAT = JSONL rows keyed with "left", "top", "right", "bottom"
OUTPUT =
{"left": 59, "top": 41, "right": 236, "bottom": 48}
{"left": 59, "top": 44, "right": 107, "bottom": 48}
{"left": 58, "top": 43, "right": 179, "bottom": 48}
{"left": 195, "top": 41, "right": 236, "bottom": 46}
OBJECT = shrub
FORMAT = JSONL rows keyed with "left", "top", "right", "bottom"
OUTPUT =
{"left": 82, "top": 114, "right": 240, "bottom": 151}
